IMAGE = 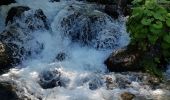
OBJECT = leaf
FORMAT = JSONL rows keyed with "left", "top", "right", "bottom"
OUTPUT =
{"left": 152, "top": 21, "right": 163, "bottom": 29}
{"left": 154, "top": 57, "right": 160, "bottom": 63}
{"left": 153, "top": 13, "right": 165, "bottom": 21}
{"left": 148, "top": 35, "right": 158, "bottom": 45}
{"left": 149, "top": 26, "right": 162, "bottom": 34}
{"left": 132, "top": 0, "right": 142, "bottom": 4}
{"left": 163, "top": 34, "right": 170, "bottom": 43}
{"left": 167, "top": 13, "right": 170, "bottom": 17}
{"left": 141, "top": 18, "right": 152, "bottom": 25}
{"left": 166, "top": 18, "right": 170, "bottom": 27}
{"left": 162, "top": 42, "right": 170, "bottom": 49}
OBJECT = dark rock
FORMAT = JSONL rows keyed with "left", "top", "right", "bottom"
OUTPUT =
{"left": 89, "top": 78, "right": 103, "bottom": 90}
{"left": 57, "top": 5, "right": 119, "bottom": 49}
{"left": 86, "top": 0, "right": 116, "bottom": 5}
{"left": 39, "top": 69, "right": 65, "bottom": 89}
{"left": 49, "top": 0, "right": 60, "bottom": 2}
{"left": 0, "top": 82, "right": 19, "bottom": 100}
{"left": 121, "top": 92, "right": 135, "bottom": 100}
{"left": 104, "top": 46, "right": 141, "bottom": 72}
{"left": 0, "top": 0, "right": 16, "bottom": 6}
{"left": 29, "top": 9, "right": 49, "bottom": 29}
{"left": 104, "top": 5, "right": 119, "bottom": 19}
{"left": 0, "top": 41, "right": 21, "bottom": 74}
{"left": 55, "top": 52, "right": 66, "bottom": 61}
{"left": 6, "top": 6, "right": 49, "bottom": 30}
{"left": 6, "top": 6, "right": 30, "bottom": 25}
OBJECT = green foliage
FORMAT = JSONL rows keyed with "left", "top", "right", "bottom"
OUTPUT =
{"left": 127, "top": 0, "right": 170, "bottom": 77}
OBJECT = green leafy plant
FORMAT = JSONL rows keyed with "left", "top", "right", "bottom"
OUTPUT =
{"left": 127, "top": 0, "right": 170, "bottom": 77}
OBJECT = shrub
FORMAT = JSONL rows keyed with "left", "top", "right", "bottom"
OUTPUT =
{"left": 127, "top": 0, "right": 170, "bottom": 78}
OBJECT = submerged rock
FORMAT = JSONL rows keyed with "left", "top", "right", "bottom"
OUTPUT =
{"left": 55, "top": 4, "right": 122, "bottom": 49}
{"left": 0, "top": 0, "right": 16, "bottom": 6}
{"left": 55, "top": 52, "right": 67, "bottom": 61}
{"left": 38, "top": 69, "right": 68, "bottom": 89}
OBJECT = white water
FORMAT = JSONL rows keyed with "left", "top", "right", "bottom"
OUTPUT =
{"left": 0, "top": 0, "right": 170, "bottom": 100}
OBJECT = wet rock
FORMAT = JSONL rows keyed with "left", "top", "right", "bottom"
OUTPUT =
{"left": 104, "top": 45, "right": 141, "bottom": 72}
{"left": 49, "top": 0, "right": 60, "bottom": 2}
{"left": 86, "top": 0, "right": 116, "bottom": 4}
{"left": 0, "top": 0, "right": 16, "bottom": 6}
{"left": 89, "top": 78, "right": 103, "bottom": 90}
{"left": 39, "top": 69, "right": 66, "bottom": 89}
{"left": 6, "top": 6, "right": 30, "bottom": 25}
{"left": 56, "top": 4, "right": 120, "bottom": 49}
{"left": 105, "top": 77, "right": 116, "bottom": 89}
{"left": 121, "top": 92, "right": 135, "bottom": 100}
{"left": 0, "top": 42, "right": 20, "bottom": 73}
{"left": 55, "top": 52, "right": 66, "bottom": 61}
{"left": 6, "top": 6, "right": 49, "bottom": 30}
{"left": 104, "top": 5, "right": 119, "bottom": 19}
{"left": 0, "top": 82, "right": 19, "bottom": 100}
{"left": 26, "top": 9, "right": 49, "bottom": 30}
{"left": 115, "top": 74, "right": 131, "bottom": 88}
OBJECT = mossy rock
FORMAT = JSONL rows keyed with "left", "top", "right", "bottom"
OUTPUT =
{"left": 0, "top": 82, "right": 19, "bottom": 100}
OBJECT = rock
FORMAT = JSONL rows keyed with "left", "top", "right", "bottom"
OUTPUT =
{"left": 89, "top": 78, "right": 103, "bottom": 90}
{"left": 38, "top": 69, "right": 66, "bottom": 89}
{"left": 106, "top": 77, "right": 116, "bottom": 89}
{"left": 0, "top": 0, "right": 16, "bottom": 6}
{"left": 5, "top": 6, "right": 30, "bottom": 25}
{"left": 49, "top": 0, "right": 60, "bottom": 2}
{"left": 26, "top": 9, "right": 49, "bottom": 30}
{"left": 121, "top": 92, "right": 135, "bottom": 100}
{"left": 0, "top": 42, "right": 20, "bottom": 73}
{"left": 104, "top": 5, "right": 119, "bottom": 19}
{"left": 86, "top": 0, "right": 116, "bottom": 5}
{"left": 55, "top": 52, "right": 66, "bottom": 61}
{"left": 6, "top": 6, "right": 49, "bottom": 30}
{"left": 56, "top": 5, "right": 120, "bottom": 49}
{"left": 0, "top": 82, "right": 19, "bottom": 100}
{"left": 104, "top": 46, "right": 141, "bottom": 72}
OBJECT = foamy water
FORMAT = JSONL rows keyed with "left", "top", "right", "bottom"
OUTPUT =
{"left": 0, "top": 0, "right": 170, "bottom": 100}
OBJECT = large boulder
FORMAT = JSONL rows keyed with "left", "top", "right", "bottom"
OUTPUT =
{"left": 54, "top": 4, "right": 123, "bottom": 49}
{"left": 104, "top": 45, "right": 142, "bottom": 72}
{"left": 6, "top": 6, "right": 49, "bottom": 30}
{"left": 0, "top": 0, "right": 16, "bottom": 6}
{"left": 5, "top": 6, "right": 30, "bottom": 25}
{"left": 0, "top": 7, "right": 49, "bottom": 73}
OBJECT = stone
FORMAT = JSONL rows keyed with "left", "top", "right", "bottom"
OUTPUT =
{"left": 0, "top": 0, "right": 16, "bottom": 6}
{"left": 56, "top": 4, "right": 119, "bottom": 49}
{"left": 49, "top": 0, "right": 60, "bottom": 2}
{"left": 104, "top": 5, "right": 119, "bottom": 19}
{"left": 121, "top": 92, "right": 135, "bottom": 100}
{"left": 5, "top": 6, "right": 30, "bottom": 25}
{"left": 0, "top": 41, "right": 20, "bottom": 74}
{"left": 38, "top": 69, "right": 64, "bottom": 89}
{"left": 0, "top": 82, "right": 19, "bottom": 100}
{"left": 104, "top": 46, "right": 141, "bottom": 72}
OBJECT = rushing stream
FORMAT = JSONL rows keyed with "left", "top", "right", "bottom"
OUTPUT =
{"left": 0, "top": 0, "right": 170, "bottom": 100}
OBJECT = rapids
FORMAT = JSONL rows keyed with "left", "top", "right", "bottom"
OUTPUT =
{"left": 0, "top": 0, "right": 170, "bottom": 100}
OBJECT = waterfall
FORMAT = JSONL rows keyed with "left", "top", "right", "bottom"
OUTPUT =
{"left": 0, "top": 0, "right": 169, "bottom": 100}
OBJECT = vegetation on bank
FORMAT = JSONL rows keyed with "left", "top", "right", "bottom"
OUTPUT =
{"left": 127, "top": 0, "right": 170, "bottom": 78}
